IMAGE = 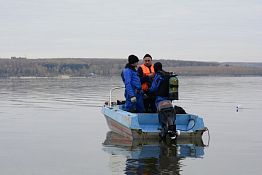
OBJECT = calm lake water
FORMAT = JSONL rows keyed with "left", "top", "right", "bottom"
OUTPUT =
{"left": 0, "top": 76, "right": 262, "bottom": 174}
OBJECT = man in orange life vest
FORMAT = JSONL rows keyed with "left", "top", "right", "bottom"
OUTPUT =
{"left": 137, "top": 54, "right": 157, "bottom": 112}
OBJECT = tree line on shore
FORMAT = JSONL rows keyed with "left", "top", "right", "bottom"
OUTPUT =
{"left": 0, "top": 58, "right": 261, "bottom": 77}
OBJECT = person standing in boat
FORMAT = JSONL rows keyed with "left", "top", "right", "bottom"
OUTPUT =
{"left": 149, "top": 62, "right": 185, "bottom": 113}
{"left": 148, "top": 62, "right": 169, "bottom": 108}
{"left": 149, "top": 62, "right": 185, "bottom": 139}
{"left": 121, "top": 55, "right": 145, "bottom": 113}
{"left": 137, "top": 54, "right": 156, "bottom": 113}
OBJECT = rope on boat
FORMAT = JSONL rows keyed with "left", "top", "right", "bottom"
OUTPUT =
{"left": 177, "top": 118, "right": 196, "bottom": 132}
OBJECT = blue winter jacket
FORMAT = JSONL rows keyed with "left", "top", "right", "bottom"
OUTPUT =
{"left": 149, "top": 72, "right": 168, "bottom": 108}
{"left": 121, "top": 64, "right": 144, "bottom": 112}
{"left": 122, "top": 66, "right": 142, "bottom": 97}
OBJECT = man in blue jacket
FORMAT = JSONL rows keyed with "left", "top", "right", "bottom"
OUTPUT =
{"left": 121, "top": 55, "right": 145, "bottom": 113}
{"left": 149, "top": 62, "right": 185, "bottom": 140}
{"left": 149, "top": 62, "right": 176, "bottom": 139}
{"left": 148, "top": 62, "right": 169, "bottom": 108}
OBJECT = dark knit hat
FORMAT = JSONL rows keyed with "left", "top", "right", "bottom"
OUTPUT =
{"left": 154, "top": 62, "right": 162, "bottom": 73}
{"left": 128, "top": 55, "right": 139, "bottom": 64}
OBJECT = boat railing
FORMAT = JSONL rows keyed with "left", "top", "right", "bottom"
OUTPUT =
{"left": 109, "top": 86, "right": 125, "bottom": 107}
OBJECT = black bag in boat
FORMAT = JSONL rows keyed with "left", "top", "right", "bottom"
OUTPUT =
{"left": 174, "top": 105, "right": 186, "bottom": 114}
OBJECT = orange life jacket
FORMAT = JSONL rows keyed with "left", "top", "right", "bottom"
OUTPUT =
{"left": 140, "top": 64, "right": 155, "bottom": 91}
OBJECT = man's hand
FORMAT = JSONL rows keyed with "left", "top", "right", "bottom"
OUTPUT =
{"left": 149, "top": 73, "right": 154, "bottom": 78}
{"left": 131, "top": 96, "right": 136, "bottom": 103}
{"left": 143, "top": 93, "right": 148, "bottom": 99}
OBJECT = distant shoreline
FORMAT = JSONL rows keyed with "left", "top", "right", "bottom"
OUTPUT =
{"left": 0, "top": 58, "right": 262, "bottom": 77}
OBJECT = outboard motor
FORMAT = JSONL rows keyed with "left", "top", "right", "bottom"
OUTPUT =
{"left": 157, "top": 100, "right": 177, "bottom": 140}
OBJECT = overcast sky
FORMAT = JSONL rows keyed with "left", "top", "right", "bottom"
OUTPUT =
{"left": 0, "top": 0, "right": 261, "bottom": 62}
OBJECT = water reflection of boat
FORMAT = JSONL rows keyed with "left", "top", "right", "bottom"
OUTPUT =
{"left": 103, "top": 131, "right": 205, "bottom": 174}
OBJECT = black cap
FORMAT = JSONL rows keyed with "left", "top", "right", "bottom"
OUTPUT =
{"left": 128, "top": 55, "right": 139, "bottom": 64}
{"left": 154, "top": 62, "right": 162, "bottom": 73}
{"left": 143, "top": 54, "right": 152, "bottom": 59}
